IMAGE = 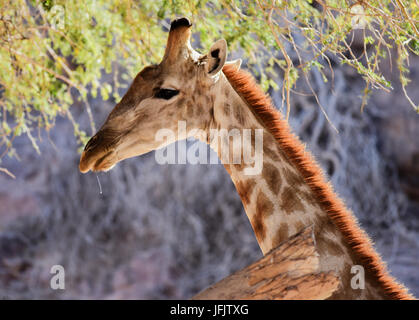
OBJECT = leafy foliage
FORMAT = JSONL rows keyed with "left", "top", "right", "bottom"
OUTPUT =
{"left": 0, "top": 0, "right": 418, "bottom": 168}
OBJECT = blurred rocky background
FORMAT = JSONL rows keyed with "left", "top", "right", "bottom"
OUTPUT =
{"left": 0, "top": 50, "right": 418, "bottom": 299}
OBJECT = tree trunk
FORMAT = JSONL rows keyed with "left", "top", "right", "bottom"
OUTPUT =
{"left": 192, "top": 225, "right": 339, "bottom": 300}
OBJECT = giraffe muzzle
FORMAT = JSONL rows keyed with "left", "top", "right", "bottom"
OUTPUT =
{"left": 79, "top": 129, "right": 119, "bottom": 173}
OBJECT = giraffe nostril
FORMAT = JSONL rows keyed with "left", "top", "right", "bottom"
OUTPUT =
{"left": 84, "top": 134, "right": 100, "bottom": 152}
{"left": 83, "top": 128, "right": 120, "bottom": 154}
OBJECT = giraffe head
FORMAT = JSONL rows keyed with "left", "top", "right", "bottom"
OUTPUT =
{"left": 79, "top": 17, "right": 233, "bottom": 173}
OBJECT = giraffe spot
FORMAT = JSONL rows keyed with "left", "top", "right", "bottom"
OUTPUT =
{"left": 187, "top": 64, "right": 195, "bottom": 75}
{"left": 316, "top": 235, "right": 345, "bottom": 257}
{"left": 283, "top": 167, "right": 304, "bottom": 187}
{"left": 316, "top": 224, "right": 345, "bottom": 256}
{"left": 224, "top": 103, "right": 231, "bottom": 116}
{"left": 234, "top": 105, "right": 245, "bottom": 125}
{"left": 295, "top": 221, "right": 305, "bottom": 232}
{"left": 262, "top": 162, "right": 281, "bottom": 194}
{"left": 299, "top": 190, "right": 318, "bottom": 205}
{"left": 263, "top": 145, "right": 280, "bottom": 162}
{"left": 223, "top": 86, "right": 230, "bottom": 97}
{"left": 251, "top": 215, "right": 266, "bottom": 244}
{"left": 176, "top": 97, "right": 186, "bottom": 108}
{"left": 317, "top": 216, "right": 337, "bottom": 235}
{"left": 195, "top": 102, "right": 204, "bottom": 116}
{"left": 235, "top": 178, "right": 256, "bottom": 206}
{"left": 186, "top": 101, "right": 194, "bottom": 117}
{"left": 263, "top": 131, "right": 276, "bottom": 146}
{"left": 272, "top": 224, "right": 289, "bottom": 248}
{"left": 251, "top": 191, "right": 274, "bottom": 243}
{"left": 328, "top": 240, "right": 345, "bottom": 256}
{"left": 276, "top": 145, "right": 289, "bottom": 159}
{"left": 280, "top": 186, "right": 305, "bottom": 215}
{"left": 256, "top": 191, "right": 274, "bottom": 219}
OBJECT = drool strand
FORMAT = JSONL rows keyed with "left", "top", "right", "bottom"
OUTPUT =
{"left": 96, "top": 174, "right": 103, "bottom": 195}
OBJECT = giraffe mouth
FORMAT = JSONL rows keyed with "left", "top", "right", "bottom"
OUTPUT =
{"left": 79, "top": 149, "right": 117, "bottom": 173}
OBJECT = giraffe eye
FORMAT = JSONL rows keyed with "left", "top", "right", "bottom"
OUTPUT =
{"left": 155, "top": 88, "right": 179, "bottom": 100}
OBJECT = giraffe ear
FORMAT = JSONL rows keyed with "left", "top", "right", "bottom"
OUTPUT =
{"left": 205, "top": 39, "right": 227, "bottom": 76}
{"left": 224, "top": 59, "right": 242, "bottom": 71}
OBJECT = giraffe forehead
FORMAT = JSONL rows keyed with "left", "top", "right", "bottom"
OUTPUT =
{"left": 158, "top": 65, "right": 200, "bottom": 90}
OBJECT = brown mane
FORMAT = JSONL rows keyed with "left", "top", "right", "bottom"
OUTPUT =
{"left": 222, "top": 64, "right": 414, "bottom": 300}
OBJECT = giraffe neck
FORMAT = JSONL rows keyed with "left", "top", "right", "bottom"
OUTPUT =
{"left": 205, "top": 72, "right": 390, "bottom": 299}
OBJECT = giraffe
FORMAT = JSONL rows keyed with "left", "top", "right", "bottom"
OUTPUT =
{"left": 78, "top": 17, "right": 414, "bottom": 300}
